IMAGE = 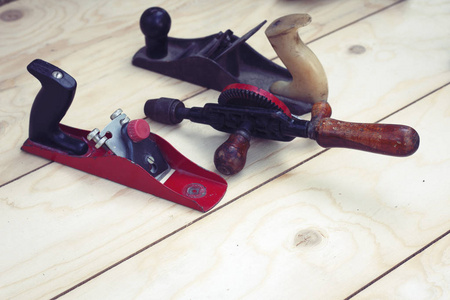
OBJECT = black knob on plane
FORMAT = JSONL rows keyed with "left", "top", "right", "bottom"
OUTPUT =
{"left": 140, "top": 7, "right": 171, "bottom": 59}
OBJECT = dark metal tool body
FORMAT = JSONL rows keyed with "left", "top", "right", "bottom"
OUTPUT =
{"left": 145, "top": 98, "right": 308, "bottom": 142}
{"left": 132, "top": 7, "right": 312, "bottom": 115}
{"left": 145, "top": 84, "right": 420, "bottom": 175}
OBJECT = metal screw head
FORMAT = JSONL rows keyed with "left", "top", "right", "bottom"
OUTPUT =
{"left": 87, "top": 128, "right": 100, "bottom": 141}
{"left": 146, "top": 156, "right": 157, "bottom": 173}
{"left": 110, "top": 109, "right": 123, "bottom": 120}
{"left": 94, "top": 136, "right": 108, "bottom": 149}
{"left": 52, "top": 71, "right": 63, "bottom": 79}
{"left": 183, "top": 183, "right": 207, "bottom": 199}
{"left": 147, "top": 156, "right": 155, "bottom": 165}
{"left": 120, "top": 116, "right": 130, "bottom": 125}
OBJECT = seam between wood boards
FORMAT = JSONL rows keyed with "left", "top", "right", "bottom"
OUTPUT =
{"left": 1, "top": 0, "right": 404, "bottom": 188}
{"left": 49, "top": 147, "right": 331, "bottom": 300}
{"left": 8, "top": 80, "right": 448, "bottom": 193}
{"left": 341, "top": 81, "right": 450, "bottom": 298}
{"left": 0, "top": 161, "right": 53, "bottom": 189}
{"left": 344, "top": 229, "right": 450, "bottom": 299}
{"left": 48, "top": 81, "right": 444, "bottom": 299}
{"left": 5, "top": 0, "right": 436, "bottom": 296}
{"left": 0, "top": 88, "right": 208, "bottom": 190}
{"left": 306, "top": 0, "right": 406, "bottom": 45}
{"left": 377, "top": 82, "right": 450, "bottom": 123}
{"left": 263, "top": 0, "right": 408, "bottom": 62}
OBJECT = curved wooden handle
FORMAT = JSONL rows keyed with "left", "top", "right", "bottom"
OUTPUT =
{"left": 309, "top": 102, "right": 420, "bottom": 157}
{"left": 214, "top": 130, "right": 251, "bottom": 175}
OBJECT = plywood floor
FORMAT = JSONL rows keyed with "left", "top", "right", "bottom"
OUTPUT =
{"left": 1, "top": 0, "right": 449, "bottom": 299}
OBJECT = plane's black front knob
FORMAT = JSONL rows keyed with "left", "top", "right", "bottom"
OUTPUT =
{"left": 140, "top": 7, "right": 171, "bottom": 59}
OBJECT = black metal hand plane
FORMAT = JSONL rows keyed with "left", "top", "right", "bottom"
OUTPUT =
{"left": 132, "top": 7, "right": 314, "bottom": 116}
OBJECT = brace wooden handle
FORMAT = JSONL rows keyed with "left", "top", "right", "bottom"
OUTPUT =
{"left": 310, "top": 102, "right": 420, "bottom": 156}
{"left": 214, "top": 130, "right": 251, "bottom": 175}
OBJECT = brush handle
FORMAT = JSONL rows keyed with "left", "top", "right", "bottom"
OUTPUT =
{"left": 309, "top": 101, "right": 420, "bottom": 156}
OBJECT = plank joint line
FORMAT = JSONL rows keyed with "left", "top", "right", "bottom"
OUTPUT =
{"left": 345, "top": 229, "right": 450, "bottom": 299}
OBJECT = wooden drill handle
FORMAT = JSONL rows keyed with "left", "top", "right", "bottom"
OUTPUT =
{"left": 214, "top": 130, "right": 251, "bottom": 175}
{"left": 309, "top": 101, "right": 420, "bottom": 157}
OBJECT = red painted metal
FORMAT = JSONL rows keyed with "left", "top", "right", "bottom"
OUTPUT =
{"left": 21, "top": 124, "right": 227, "bottom": 212}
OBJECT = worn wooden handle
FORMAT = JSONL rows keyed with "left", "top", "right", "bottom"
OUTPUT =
{"left": 214, "top": 130, "right": 251, "bottom": 175}
{"left": 310, "top": 102, "right": 420, "bottom": 157}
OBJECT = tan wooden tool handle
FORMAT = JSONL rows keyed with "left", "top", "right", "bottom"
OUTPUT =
{"left": 309, "top": 101, "right": 420, "bottom": 156}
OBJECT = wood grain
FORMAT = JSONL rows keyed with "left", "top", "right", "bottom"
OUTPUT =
{"left": 352, "top": 232, "right": 450, "bottom": 300}
{"left": 0, "top": 0, "right": 448, "bottom": 299}
{"left": 0, "top": 0, "right": 398, "bottom": 185}
{"left": 56, "top": 84, "right": 450, "bottom": 299}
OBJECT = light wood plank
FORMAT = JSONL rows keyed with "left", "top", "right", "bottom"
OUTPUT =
{"left": 0, "top": 0, "right": 398, "bottom": 185}
{"left": 59, "top": 83, "right": 450, "bottom": 300}
{"left": 0, "top": 0, "right": 448, "bottom": 298}
{"left": 352, "top": 233, "right": 450, "bottom": 300}
{"left": 144, "top": 0, "right": 450, "bottom": 198}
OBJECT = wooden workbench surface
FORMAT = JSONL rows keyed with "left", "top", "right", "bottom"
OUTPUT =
{"left": 1, "top": 0, "right": 449, "bottom": 299}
